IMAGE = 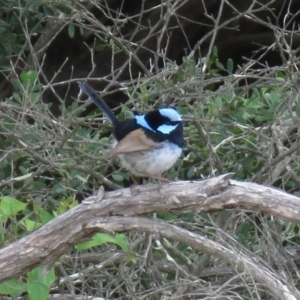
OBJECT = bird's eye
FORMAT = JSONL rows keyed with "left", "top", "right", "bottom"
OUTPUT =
{"left": 166, "top": 121, "right": 178, "bottom": 126}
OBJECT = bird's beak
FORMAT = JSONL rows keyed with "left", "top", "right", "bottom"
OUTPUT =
{"left": 181, "top": 116, "right": 195, "bottom": 123}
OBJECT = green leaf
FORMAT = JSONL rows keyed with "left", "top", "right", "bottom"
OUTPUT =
{"left": 76, "top": 233, "right": 134, "bottom": 259}
{"left": 20, "top": 218, "right": 43, "bottom": 231}
{"left": 113, "top": 45, "right": 121, "bottom": 52}
{"left": 0, "top": 197, "right": 27, "bottom": 220}
{"left": 157, "top": 212, "right": 177, "bottom": 221}
{"left": 68, "top": 23, "right": 75, "bottom": 38}
{"left": 55, "top": 197, "right": 78, "bottom": 215}
{"left": 213, "top": 46, "right": 218, "bottom": 56}
{"left": 34, "top": 205, "right": 53, "bottom": 224}
{"left": 20, "top": 70, "right": 38, "bottom": 85}
{"left": 216, "top": 61, "right": 224, "bottom": 71}
{"left": 13, "top": 92, "right": 22, "bottom": 103}
{"left": 43, "top": 5, "right": 54, "bottom": 16}
{"left": 95, "top": 44, "right": 106, "bottom": 51}
{"left": 27, "top": 267, "right": 55, "bottom": 300}
{"left": 76, "top": 233, "right": 122, "bottom": 249}
{"left": 112, "top": 174, "right": 124, "bottom": 182}
{"left": 215, "top": 96, "right": 223, "bottom": 108}
{"left": 10, "top": 79, "right": 22, "bottom": 91}
{"left": 0, "top": 279, "right": 26, "bottom": 297}
{"left": 79, "top": 25, "right": 84, "bottom": 36}
{"left": 20, "top": 72, "right": 27, "bottom": 84}
{"left": 56, "top": 4, "right": 72, "bottom": 14}
{"left": 227, "top": 58, "right": 234, "bottom": 73}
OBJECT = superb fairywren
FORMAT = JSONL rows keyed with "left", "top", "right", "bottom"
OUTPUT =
{"left": 78, "top": 82, "right": 184, "bottom": 181}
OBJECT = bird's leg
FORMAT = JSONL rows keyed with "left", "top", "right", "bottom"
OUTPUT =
{"left": 130, "top": 174, "right": 139, "bottom": 185}
{"left": 139, "top": 173, "right": 170, "bottom": 184}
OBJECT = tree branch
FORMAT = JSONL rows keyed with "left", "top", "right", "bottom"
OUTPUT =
{"left": 87, "top": 216, "right": 299, "bottom": 300}
{"left": 1, "top": 173, "right": 300, "bottom": 299}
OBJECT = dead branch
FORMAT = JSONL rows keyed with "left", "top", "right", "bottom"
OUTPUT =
{"left": 88, "top": 217, "right": 299, "bottom": 300}
{"left": 1, "top": 173, "right": 300, "bottom": 299}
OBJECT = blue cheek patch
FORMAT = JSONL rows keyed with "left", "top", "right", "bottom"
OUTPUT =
{"left": 135, "top": 115, "right": 155, "bottom": 132}
{"left": 157, "top": 124, "right": 178, "bottom": 134}
{"left": 159, "top": 108, "right": 181, "bottom": 121}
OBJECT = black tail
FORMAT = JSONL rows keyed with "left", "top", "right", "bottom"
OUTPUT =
{"left": 78, "top": 81, "right": 118, "bottom": 126}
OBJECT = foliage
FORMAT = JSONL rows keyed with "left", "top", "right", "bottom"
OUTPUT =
{"left": 0, "top": 0, "right": 75, "bottom": 69}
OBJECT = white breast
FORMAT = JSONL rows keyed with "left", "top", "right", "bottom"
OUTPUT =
{"left": 117, "top": 141, "right": 182, "bottom": 176}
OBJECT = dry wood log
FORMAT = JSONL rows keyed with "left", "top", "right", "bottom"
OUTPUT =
{"left": 1, "top": 173, "right": 300, "bottom": 299}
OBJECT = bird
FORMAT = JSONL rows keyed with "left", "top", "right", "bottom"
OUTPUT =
{"left": 78, "top": 81, "right": 184, "bottom": 182}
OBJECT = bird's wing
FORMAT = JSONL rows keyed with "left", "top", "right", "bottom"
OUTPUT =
{"left": 108, "top": 129, "right": 159, "bottom": 157}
